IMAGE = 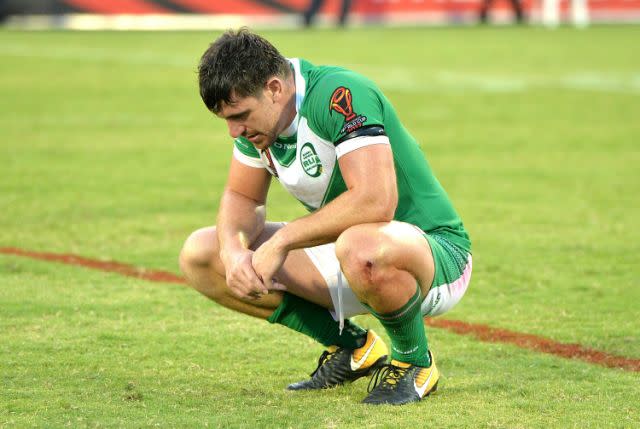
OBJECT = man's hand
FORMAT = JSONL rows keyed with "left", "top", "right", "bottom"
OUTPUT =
{"left": 223, "top": 250, "right": 284, "bottom": 300}
{"left": 252, "top": 236, "right": 288, "bottom": 292}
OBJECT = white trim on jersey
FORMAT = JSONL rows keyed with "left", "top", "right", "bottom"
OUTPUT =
{"left": 233, "top": 146, "right": 265, "bottom": 169}
{"left": 335, "top": 135, "right": 391, "bottom": 158}
{"left": 279, "top": 58, "right": 307, "bottom": 138}
{"left": 280, "top": 113, "right": 299, "bottom": 137}
{"left": 290, "top": 58, "right": 306, "bottom": 113}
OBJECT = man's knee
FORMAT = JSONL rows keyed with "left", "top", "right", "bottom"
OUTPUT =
{"left": 335, "top": 224, "right": 392, "bottom": 291}
{"left": 179, "top": 226, "right": 224, "bottom": 277}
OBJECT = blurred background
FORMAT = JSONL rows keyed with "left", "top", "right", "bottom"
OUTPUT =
{"left": 2, "top": 0, "right": 639, "bottom": 427}
{"left": 1, "top": 0, "right": 639, "bottom": 30}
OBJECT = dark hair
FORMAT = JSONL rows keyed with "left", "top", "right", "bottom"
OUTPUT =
{"left": 198, "top": 28, "right": 290, "bottom": 113}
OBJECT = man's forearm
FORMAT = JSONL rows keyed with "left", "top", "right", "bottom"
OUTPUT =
{"left": 272, "top": 188, "right": 395, "bottom": 252}
{"left": 217, "top": 188, "right": 266, "bottom": 265}
{"left": 258, "top": 144, "right": 397, "bottom": 255}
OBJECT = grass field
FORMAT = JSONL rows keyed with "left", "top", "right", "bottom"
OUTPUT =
{"left": 1, "top": 26, "right": 639, "bottom": 427}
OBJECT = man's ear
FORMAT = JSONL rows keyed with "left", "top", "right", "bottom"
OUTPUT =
{"left": 265, "top": 77, "right": 284, "bottom": 102}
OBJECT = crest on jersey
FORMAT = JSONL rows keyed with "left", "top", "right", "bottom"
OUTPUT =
{"left": 329, "top": 86, "right": 367, "bottom": 135}
{"left": 300, "top": 143, "right": 323, "bottom": 177}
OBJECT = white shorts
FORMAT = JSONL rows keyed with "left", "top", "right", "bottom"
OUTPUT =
{"left": 303, "top": 238, "right": 472, "bottom": 324}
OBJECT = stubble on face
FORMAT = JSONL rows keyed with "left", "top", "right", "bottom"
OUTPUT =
{"left": 219, "top": 93, "right": 282, "bottom": 150}
{"left": 248, "top": 101, "right": 280, "bottom": 150}
{"left": 220, "top": 74, "right": 295, "bottom": 150}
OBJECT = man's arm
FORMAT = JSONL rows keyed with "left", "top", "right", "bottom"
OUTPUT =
{"left": 277, "top": 143, "right": 397, "bottom": 248}
{"left": 217, "top": 156, "right": 276, "bottom": 298}
{"left": 252, "top": 143, "right": 397, "bottom": 287}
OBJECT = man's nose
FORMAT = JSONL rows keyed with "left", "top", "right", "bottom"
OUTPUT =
{"left": 227, "top": 121, "right": 245, "bottom": 139}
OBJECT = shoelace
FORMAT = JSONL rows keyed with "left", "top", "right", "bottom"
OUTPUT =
{"left": 309, "top": 350, "right": 336, "bottom": 377}
{"left": 367, "top": 363, "right": 409, "bottom": 393}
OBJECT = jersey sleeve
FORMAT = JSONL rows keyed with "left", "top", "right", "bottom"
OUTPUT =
{"left": 233, "top": 137, "right": 264, "bottom": 169}
{"left": 309, "top": 71, "right": 390, "bottom": 158}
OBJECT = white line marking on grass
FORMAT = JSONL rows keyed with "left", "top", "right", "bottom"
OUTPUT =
{"left": 3, "top": 48, "right": 638, "bottom": 96}
{"left": 348, "top": 64, "right": 640, "bottom": 95}
{"left": 0, "top": 112, "right": 200, "bottom": 128}
{"left": 435, "top": 72, "right": 528, "bottom": 93}
{"left": 0, "top": 45, "right": 194, "bottom": 68}
{"left": 559, "top": 72, "right": 640, "bottom": 94}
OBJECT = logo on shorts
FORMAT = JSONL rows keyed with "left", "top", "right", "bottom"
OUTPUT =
{"left": 329, "top": 86, "right": 367, "bottom": 135}
{"left": 432, "top": 290, "right": 442, "bottom": 308}
{"left": 300, "top": 142, "right": 323, "bottom": 177}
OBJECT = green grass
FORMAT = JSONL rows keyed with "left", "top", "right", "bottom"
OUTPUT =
{"left": 1, "top": 27, "right": 639, "bottom": 427}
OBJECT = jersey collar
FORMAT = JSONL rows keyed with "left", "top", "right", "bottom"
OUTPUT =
{"left": 279, "top": 58, "right": 305, "bottom": 138}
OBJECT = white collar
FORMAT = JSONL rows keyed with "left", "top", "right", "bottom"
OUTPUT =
{"left": 279, "top": 58, "right": 305, "bottom": 138}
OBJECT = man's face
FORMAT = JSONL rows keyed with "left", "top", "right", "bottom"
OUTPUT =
{"left": 217, "top": 89, "right": 282, "bottom": 151}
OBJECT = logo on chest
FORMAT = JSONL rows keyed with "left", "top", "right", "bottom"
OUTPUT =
{"left": 300, "top": 143, "right": 323, "bottom": 178}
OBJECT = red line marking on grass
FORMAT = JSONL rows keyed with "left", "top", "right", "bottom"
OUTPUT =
{"left": 425, "top": 318, "right": 640, "bottom": 372}
{"left": 0, "top": 247, "right": 186, "bottom": 285}
{"left": 2, "top": 246, "right": 639, "bottom": 372}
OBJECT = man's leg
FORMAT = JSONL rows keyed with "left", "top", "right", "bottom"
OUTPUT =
{"left": 179, "top": 222, "right": 387, "bottom": 388}
{"left": 179, "top": 222, "right": 364, "bottom": 344}
{"left": 338, "top": 0, "right": 352, "bottom": 26}
{"left": 335, "top": 221, "right": 440, "bottom": 405}
{"left": 179, "top": 222, "right": 332, "bottom": 318}
{"left": 479, "top": 0, "right": 494, "bottom": 23}
{"left": 303, "top": 0, "right": 324, "bottom": 27}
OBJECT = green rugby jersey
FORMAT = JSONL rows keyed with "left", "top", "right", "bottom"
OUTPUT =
{"left": 233, "top": 59, "right": 471, "bottom": 253}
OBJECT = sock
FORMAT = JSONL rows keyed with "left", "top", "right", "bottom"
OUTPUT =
{"left": 267, "top": 292, "right": 367, "bottom": 349}
{"left": 368, "top": 285, "right": 431, "bottom": 367}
